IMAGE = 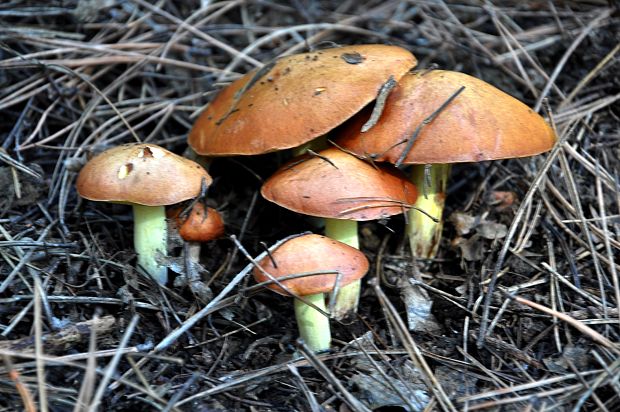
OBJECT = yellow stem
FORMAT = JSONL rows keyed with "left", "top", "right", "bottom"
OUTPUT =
{"left": 407, "top": 164, "right": 451, "bottom": 259}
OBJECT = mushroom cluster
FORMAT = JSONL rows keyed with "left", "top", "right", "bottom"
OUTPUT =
{"left": 75, "top": 44, "right": 556, "bottom": 352}
{"left": 261, "top": 147, "right": 417, "bottom": 319}
{"left": 189, "top": 44, "right": 420, "bottom": 322}
{"left": 335, "top": 70, "right": 556, "bottom": 259}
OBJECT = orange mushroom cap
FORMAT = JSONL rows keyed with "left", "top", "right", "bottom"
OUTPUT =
{"left": 167, "top": 204, "right": 224, "bottom": 242}
{"left": 189, "top": 45, "right": 417, "bottom": 156}
{"left": 76, "top": 143, "right": 212, "bottom": 206}
{"left": 335, "top": 70, "right": 557, "bottom": 164}
{"left": 253, "top": 234, "right": 369, "bottom": 296}
{"left": 261, "top": 148, "right": 418, "bottom": 221}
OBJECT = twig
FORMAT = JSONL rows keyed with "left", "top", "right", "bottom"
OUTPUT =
{"left": 287, "top": 364, "right": 323, "bottom": 412}
{"left": 361, "top": 75, "right": 397, "bottom": 132}
{"left": 88, "top": 315, "right": 139, "bottom": 411}
{"left": 34, "top": 276, "right": 48, "bottom": 412}
{"left": 2, "top": 354, "right": 36, "bottom": 412}
{"left": 477, "top": 110, "right": 565, "bottom": 346}
{"left": 370, "top": 278, "right": 457, "bottom": 412}
{"left": 509, "top": 294, "right": 620, "bottom": 354}
{"left": 394, "top": 86, "right": 465, "bottom": 167}
{"left": 297, "top": 340, "right": 372, "bottom": 412}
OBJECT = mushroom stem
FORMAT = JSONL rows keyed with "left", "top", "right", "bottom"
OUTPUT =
{"left": 185, "top": 242, "right": 212, "bottom": 303}
{"left": 132, "top": 204, "right": 168, "bottom": 284}
{"left": 325, "top": 218, "right": 360, "bottom": 320}
{"left": 325, "top": 218, "right": 359, "bottom": 248}
{"left": 294, "top": 293, "right": 331, "bottom": 352}
{"left": 183, "top": 147, "right": 213, "bottom": 171}
{"left": 291, "top": 135, "right": 328, "bottom": 157}
{"left": 407, "top": 163, "right": 451, "bottom": 259}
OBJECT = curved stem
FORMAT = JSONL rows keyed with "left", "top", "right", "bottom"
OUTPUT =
{"left": 294, "top": 293, "right": 331, "bottom": 352}
{"left": 407, "top": 164, "right": 451, "bottom": 259}
{"left": 325, "top": 218, "right": 360, "bottom": 320}
{"left": 133, "top": 204, "right": 168, "bottom": 284}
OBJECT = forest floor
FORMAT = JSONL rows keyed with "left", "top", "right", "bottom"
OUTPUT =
{"left": 1, "top": 1, "right": 619, "bottom": 411}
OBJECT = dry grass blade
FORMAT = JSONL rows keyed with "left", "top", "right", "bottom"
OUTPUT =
{"left": 596, "top": 161, "right": 620, "bottom": 329}
{"left": 533, "top": 8, "right": 614, "bottom": 112}
{"left": 558, "top": 149, "right": 610, "bottom": 313}
{"left": 88, "top": 315, "right": 139, "bottom": 411}
{"left": 287, "top": 364, "right": 322, "bottom": 412}
{"left": 478, "top": 113, "right": 565, "bottom": 346}
{"left": 370, "top": 278, "right": 457, "bottom": 412}
{"left": 561, "top": 42, "right": 620, "bottom": 108}
{"left": 297, "top": 341, "right": 372, "bottom": 412}
{"left": 2, "top": 354, "right": 36, "bottom": 412}
{"left": 510, "top": 295, "right": 619, "bottom": 354}
{"left": 33, "top": 276, "right": 48, "bottom": 412}
{"left": 73, "top": 316, "right": 100, "bottom": 412}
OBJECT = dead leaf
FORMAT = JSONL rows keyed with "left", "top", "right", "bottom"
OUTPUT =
{"left": 476, "top": 221, "right": 507, "bottom": 239}
{"left": 488, "top": 190, "right": 518, "bottom": 211}
{"left": 351, "top": 371, "right": 429, "bottom": 411}
{"left": 398, "top": 278, "right": 441, "bottom": 333}
{"left": 453, "top": 234, "right": 485, "bottom": 261}
{"left": 449, "top": 211, "right": 478, "bottom": 236}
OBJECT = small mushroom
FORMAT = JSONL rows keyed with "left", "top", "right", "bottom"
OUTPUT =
{"left": 168, "top": 203, "right": 225, "bottom": 243}
{"left": 76, "top": 143, "right": 212, "bottom": 284}
{"left": 335, "top": 70, "right": 556, "bottom": 259}
{"left": 261, "top": 147, "right": 417, "bottom": 319}
{"left": 168, "top": 203, "right": 224, "bottom": 301}
{"left": 253, "top": 234, "right": 369, "bottom": 351}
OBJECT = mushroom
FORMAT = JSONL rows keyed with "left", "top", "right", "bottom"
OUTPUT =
{"left": 261, "top": 147, "right": 417, "bottom": 319}
{"left": 168, "top": 203, "right": 224, "bottom": 301}
{"left": 335, "top": 70, "right": 556, "bottom": 259}
{"left": 168, "top": 203, "right": 225, "bottom": 243}
{"left": 188, "top": 44, "right": 416, "bottom": 157}
{"left": 76, "top": 143, "right": 212, "bottom": 284}
{"left": 253, "top": 234, "right": 369, "bottom": 351}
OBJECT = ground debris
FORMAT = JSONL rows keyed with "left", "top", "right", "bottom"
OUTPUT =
{"left": 1, "top": 1, "right": 618, "bottom": 410}
{"left": 350, "top": 371, "right": 429, "bottom": 411}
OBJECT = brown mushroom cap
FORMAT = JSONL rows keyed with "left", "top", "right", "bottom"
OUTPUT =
{"left": 253, "top": 234, "right": 369, "bottom": 296}
{"left": 261, "top": 147, "right": 418, "bottom": 221}
{"left": 335, "top": 70, "right": 557, "bottom": 164}
{"left": 76, "top": 143, "right": 212, "bottom": 206}
{"left": 189, "top": 45, "right": 417, "bottom": 156}
{"left": 167, "top": 204, "right": 224, "bottom": 242}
